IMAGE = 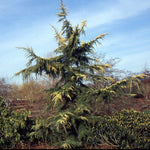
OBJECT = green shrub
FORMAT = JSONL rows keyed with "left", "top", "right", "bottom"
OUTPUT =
{"left": 30, "top": 115, "right": 92, "bottom": 149}
{"left": 144, "top": 109, "right": 150, "bottom": 114}
{"left": 29, "top": 118, "right": 59, "bottom": 145}
{"left": 0, "top": 96, "right": 34, "bottom": 149}
{"left": 88, "top": 109, "right": 150, "bottom": 149}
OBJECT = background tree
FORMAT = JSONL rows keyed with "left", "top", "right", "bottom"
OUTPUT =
{"left": 89, "top": 52, "right": 124, "bottom": 89}
{"left": 0, "top": 78, "right": 11, "bottom": 99}
{"left": 16, "top": 0, "right": 146, "bottom": 148}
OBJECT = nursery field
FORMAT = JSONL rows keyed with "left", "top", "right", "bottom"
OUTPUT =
{"left": 1, "top": 0, "right": 150, "bottom": 149}
{"left": 1, "top": 92, "right": 150, "bottom": 149}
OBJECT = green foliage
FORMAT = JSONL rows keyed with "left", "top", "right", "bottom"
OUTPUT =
{"left": 15, "top": 0, "right": 147, "bottom": 149}
{"left": 59, "top": 135, "right": 81, "bottom": 149}
{"left": 30, "top": 118, "right": 57, "bottom": 145}
{"left": 88, "top": 109, "right": 150, "bottom": 149}
{"left": 0, "top": 96, "right": 33, "bottom": 149}
{"left": 144, "top": 109, "right": 150, "bottom": 114}
{"left": 88, "top": 74, "right": 146, "bottom": 104}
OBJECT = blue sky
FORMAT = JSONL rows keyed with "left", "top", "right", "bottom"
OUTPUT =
{"left": 0, "top": 0, "right": 150, "bottom": 84}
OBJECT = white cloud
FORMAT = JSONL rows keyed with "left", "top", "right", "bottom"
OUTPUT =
{"left": 102, "top": 27, "right": 150, "bottom": 52}
{"left": 92, "top": 26, "right": 150, "bottom": 73}
{"left": 69, "top": 0, "right": 150, "bottom": 29}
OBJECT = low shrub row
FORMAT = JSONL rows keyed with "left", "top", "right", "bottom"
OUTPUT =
{"left": 29, "top": 109, "right": 150, "bottom": 149}
{"left": 1, "top": 95, "right": 150, "bottom": 149}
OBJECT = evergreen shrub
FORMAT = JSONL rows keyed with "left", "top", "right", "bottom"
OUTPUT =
{"left": 0, "top": 96, "right": 34, "bottom": 149}
{"left": 88, "top": 109, "right": 150, "bottom": 149}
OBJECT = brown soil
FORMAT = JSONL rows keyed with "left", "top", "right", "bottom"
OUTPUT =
{"left": 94, "top": 96, "right": 150, "bottom": 116}
{"left": 13, "top": 143, "right": 119, "bottom": 149}
{"left": 12, "top": 143, "right": 60, "bottom": 149}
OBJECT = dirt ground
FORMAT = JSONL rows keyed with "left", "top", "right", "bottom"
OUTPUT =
{"left": 93, "top": 96, "right": 150, "bottom": 116}
{"left": 13, "top": 143, "right": 119, "bottom": 149}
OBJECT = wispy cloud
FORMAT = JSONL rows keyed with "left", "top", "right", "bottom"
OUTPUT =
{"left": 69, "top": 0, "right": 150, "bottom": 29}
